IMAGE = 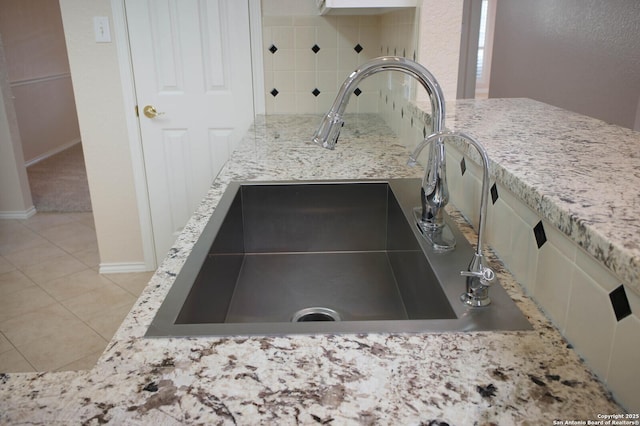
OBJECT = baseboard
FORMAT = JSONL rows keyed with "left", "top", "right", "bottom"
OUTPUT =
{"left": 24, "top": 138, "right": 82, "bottom": 167}
{"left": 0, "top": 206, "right": 37, "bottom": 219}
{"left": 99, "top": 262, "right": 153, "bottom": 274}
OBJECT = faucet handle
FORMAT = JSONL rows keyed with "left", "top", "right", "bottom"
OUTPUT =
{"left": 460, "top": 266, "right": 495, "bottom": 286}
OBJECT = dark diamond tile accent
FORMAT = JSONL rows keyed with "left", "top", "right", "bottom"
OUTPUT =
{"left": 270, "top": 88, "right": 279, "bottom": 97}
{"left": 312, "top": 88, "right": 321, "bottom": 97}
{"left": 401, "top": 107, "right": 404, "bottom": 118}
{"left": 609, "top": 285, "right": 632, "bottom": 321}
{"left": 311, "top": 44, "right": 320, "bottom": 54}
{"left": 460, "top": 158, "right": 467, "bottom": 176}
{"left": 422, "top": 126, "right": 427, "bottom": 139}
{"left": 491, "top": 183, "right": 499, "bottom": 204}
{"left": 394, "top": 47, "right": 397, "bottom": 56}
{"left": 403, "top": 48, "right": 406, "bottom": 57}
{"left": 413, "top": 50, "right": 416, "bottom": 61}
{"left": 411, "top": 117, "right": 414, "bottom": 127}
{"left": 354, "top": 43, "right": 363, "bottom": 54}
{"left": 268, "top": 44, "right": 278, "bottom": 54}
{"left": 353, "top": 88, "right": 362, "bottom": 96}
{"left": 392, "top": 101, "right": 396, "bottom": 111}
{"left": 533, "top": 221, "right": 547, "bottom": 249}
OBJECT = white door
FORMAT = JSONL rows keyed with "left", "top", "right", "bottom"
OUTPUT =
{"left": 125, "top": 0, "right": 255, "bottom": 264}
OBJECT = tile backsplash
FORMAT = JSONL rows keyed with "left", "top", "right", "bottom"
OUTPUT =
{"left": 261, "top": 9, "right": 418, "bottom": 116}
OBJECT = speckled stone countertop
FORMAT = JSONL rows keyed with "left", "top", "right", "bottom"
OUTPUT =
{"left": 412, "top": 98, "right": 640, "bottom": 295}
{"left": 0, "top": 103, "right": 628, "bottom": 424}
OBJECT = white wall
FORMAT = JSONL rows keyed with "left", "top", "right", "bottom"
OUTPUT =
{"left": 0, "top": 37, "right": 34, "bottom": 218}
{"left": 0, "top": 0, "right": 81, "bottom": 164}
{"left": 58, "top": 0, "right": 145, "bottom": 269}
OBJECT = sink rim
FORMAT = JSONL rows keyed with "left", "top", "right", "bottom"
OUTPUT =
{"left": 146, "top": 178, "right": 532, "bottom": 337}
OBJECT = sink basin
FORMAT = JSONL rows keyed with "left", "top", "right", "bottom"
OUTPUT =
{"left": 146, "top": 179, "right": 531, "bottom": 337}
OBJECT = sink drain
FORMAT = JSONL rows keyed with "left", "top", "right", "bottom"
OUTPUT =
{"left": 291, "top": 307, "right": 341, "bottom": 322}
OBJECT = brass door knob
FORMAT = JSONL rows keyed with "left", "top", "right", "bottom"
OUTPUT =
{"left": 143, "top": 105, "right": 164, "bottom": 119}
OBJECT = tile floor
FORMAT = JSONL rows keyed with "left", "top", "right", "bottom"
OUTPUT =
{"left": 0, "top": 212, "right": 154, "bottom": 372}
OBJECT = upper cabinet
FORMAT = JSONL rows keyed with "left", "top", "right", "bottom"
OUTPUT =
{"left": 317, "top": 0, "right": 417, "bottom": 15}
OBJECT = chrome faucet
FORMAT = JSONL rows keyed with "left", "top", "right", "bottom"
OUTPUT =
{"left": 312, "top": 56, "right": 450, "bottom": 241}
{"left": 409, "top": 130, "right": 496, "bottom": 306}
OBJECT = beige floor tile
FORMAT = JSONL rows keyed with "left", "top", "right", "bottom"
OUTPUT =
{"left": 0, "top": 270, "right": 36, "bottom": 297}
{"left": 0, "top": 333, "right": 13, "bottom": 354}
{"left": 38, "top": 269, "right": 114, "bottom": 302}
{"left": 106, "top": 271, "right": 155, "bottom": 297}
{"left": 0, "top": 219, "right": 25, "bottom": 235}
{"left": 57, "top": 350, "right": 102, "bottom": 372}
{"left": 0, "top": 348, "right": 35, "bottom": 373}
{"left": 0, "top": 286, "right": 57, "bottom": 323}
{"left": 85, "top": 301, "right": 135, "bottom": 340}
{"left": 21, "top": 254, "right": 87, "bottom": 285}
{"left": 0, "top": 255, "right": 16, "bottom": 274}
{"left": 55, "top": 231, "right": 98, "bottom": 254}
{"left": 19, "top": 321, "right": 107, "bottom": 371}
{"left": 2, "top": 241, "right": 67, "bottom": 269}
{"left": 37, "top": 221, "right": 95, "bottom": 246}
{"left": 73, "top": 245, "right": 100, "bottom": 268}
{"left": 61, "top": 283, "right": 136, "bottom": 321}
{"left": 0, "top": 304, "right": 83, "bottom": 348}
{"left": 20, "top": 212, "right": 77, "bottom": 233}
{"left": 0, "top": 226, "right": 48, "bottom": 256}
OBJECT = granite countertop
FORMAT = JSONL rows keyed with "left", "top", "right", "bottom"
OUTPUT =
{"left": 412, "top": 98, "right": 640, "bottom": 294}
{"left": 0, "top": 100, "right": 629, "bottom": 424}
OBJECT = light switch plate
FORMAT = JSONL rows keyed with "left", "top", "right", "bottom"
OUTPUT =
{"left": 93, "top": 16, "right": 111, "bottom": 43}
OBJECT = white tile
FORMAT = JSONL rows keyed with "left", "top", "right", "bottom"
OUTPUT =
{"left": 272, "top": 49, "right": 295, "bottom": 71}
{"left": 564, "top": 267, "right": 617, "bottom": 380}
{"left": 294, "top": 71, "right": 316, "bottom": 94}
{"left": 508, "top": 211, "right": 539, "bottom": 291}
{"left": 294, "top": 26, "right": 315, "bottom": 49}
{"left": 575, "top": 247, "right": 623, "bottom": 293}
{"left": 534, "top": 243, "right": 575, "bottom": 329}
{"left": 273, "top": 70, "right": 296, "bottom": 93}
{"left": 294, "top": 48, "right": 315, "bottom": 72}
{"left": 317, "top": 24, "right": 338, "bottom": 49}
{"left": 486, "top": 198, "right": 514, "bottom": 273}
{"left": 316, "top": 49, "right": 338, "bottom": 73}
{"left": 542, "top": 219, "right": 577, "bottom": 263}
{"left": 316, "top": 70, "right": 338, "bottom": 93}
{"left": 295, "top": 93, "right": 317, "bottom": 114}
{"left": 607, "top": 314, "right": 640, "bottom": 412}
{"left": 271, "top": 27, "right": 294, "bottom": 49}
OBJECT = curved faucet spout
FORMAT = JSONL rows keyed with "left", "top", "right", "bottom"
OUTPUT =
{"left": 313, "top": 56, "right": 449, "bottom": 233}
{"left": 312, "top": 56, "right": 446, "bottom": 149}
{"left": 410, "top": 130, "right": 496, "bottom": 306}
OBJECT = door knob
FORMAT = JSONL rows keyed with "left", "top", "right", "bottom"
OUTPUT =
{"left": 143, "top": 105, "right": 164, "bottom": 119}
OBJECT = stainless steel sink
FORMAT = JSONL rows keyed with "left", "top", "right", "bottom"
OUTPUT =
{"left": 146, "top": 179, "right": 531, "bottom": 337}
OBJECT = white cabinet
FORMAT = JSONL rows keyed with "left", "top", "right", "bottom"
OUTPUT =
{"left": 317, "top": 0, "right": 417, "bottom": 15}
